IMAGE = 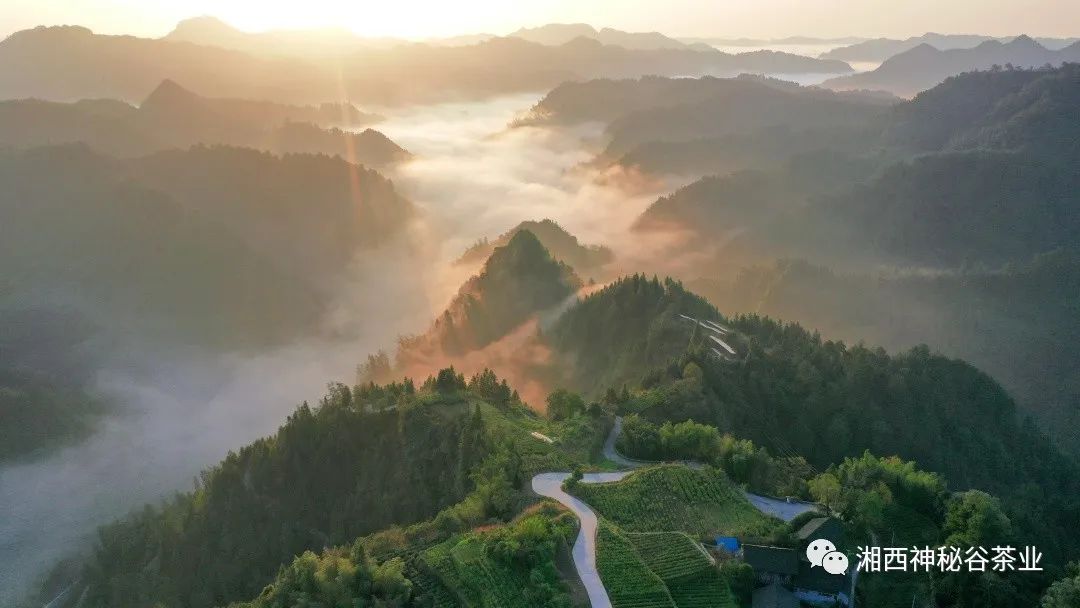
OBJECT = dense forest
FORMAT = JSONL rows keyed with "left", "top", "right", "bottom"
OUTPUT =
{"left": 608, "top": 66, "right": 1080, "bottom": 461}
{"left": 545, "top": 275, "right": 1079, "bottom": 581}
{"left": 394, "top": 230, "right": 581, "bottom": 369}
{"left": 692, "top": 253, "right": 1080, "bottom": 456}
{"left": 81, "top": 377, "right": 493, "bottom": 608}
{"left": 456, "top": 219, "right": 613, "bottom": 280}
{"left": 0, "top": 144, "right": 411, "bottom": 350}
{"left": 5, "top": 11, "right": 1080, "bottom": 607}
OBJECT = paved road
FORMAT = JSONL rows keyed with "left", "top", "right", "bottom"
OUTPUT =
{"left": 533, "top": 416, "right": 821, "bottom": 608}
{"left": 532, "top": 471, "right": 629, "bottom": 608}
{"left": 742, "top": 492, "right": 818, "bottom": 522}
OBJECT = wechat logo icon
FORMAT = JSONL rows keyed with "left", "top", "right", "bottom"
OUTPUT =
{"left": 807, "top": 539, "right": 849, "bottom": 575}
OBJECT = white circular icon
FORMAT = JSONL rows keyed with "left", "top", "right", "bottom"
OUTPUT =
{"left": 822, "top": 551, "right": 850, "bottom": 575}
{"left": 806, "top": 539, "right": 837, "bottom": 567}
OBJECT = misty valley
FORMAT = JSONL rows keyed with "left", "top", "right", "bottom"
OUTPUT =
{"left": 1, "top": 12, "right": 1079, "bottom": 608}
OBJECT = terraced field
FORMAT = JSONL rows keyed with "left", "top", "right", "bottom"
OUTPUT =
{"left": 597, "top": 522, "right": 738, "bottom": 608}
{"left": 419, "top": 508, "right": 577, "bottom": 608}
{"left": 596, "top": 522, "right": 675, "bottom": 608}
{"left": 571, "top": 465, "right": 784, "bottom": 538}
{"left": 626, "top": 533, "right": 711, "bottom": 580}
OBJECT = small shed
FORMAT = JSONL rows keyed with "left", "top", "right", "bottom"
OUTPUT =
{"left": 715, "top": 536, "right": 740, "bottom": 553}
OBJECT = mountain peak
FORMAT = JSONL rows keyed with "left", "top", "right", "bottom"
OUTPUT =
{"left": 487, "top": 228, "right": 554, "bottom": 270}
{"left": 167, "top": 15, "right": 242, "bottom": 39}
{"left": 1006, "top": 34, "right": 1045, "bottom": 50}
{"left": 140, "top": 79, "right": 201, "bottom": 108}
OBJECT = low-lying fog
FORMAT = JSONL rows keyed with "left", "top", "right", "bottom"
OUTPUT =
{"left": 0, "top": 92, "right": 682, "bottom": 604}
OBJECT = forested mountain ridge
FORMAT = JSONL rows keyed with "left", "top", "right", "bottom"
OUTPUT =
{"left": 455, "top": 219, "right": 614, "bottom": 279}
{"left": 79, "top": 379, "right": 490, "bottom": 608}
{"left": 33, "top": 272, "right": 1080, "bottom": 608}
{"left": 0, "top": 80, "right": 407, "bottom": 165}
{"left": 514, "top": 74, "right": 890, "bottom": 130}
{"left": 631, "top": 65, "right": 1080, "bottom": 269}
{"left": 546, "top": 275, "right": 1079, "bottom": 575}
{"left": 71, "top": 366, "right": 609, "bottom": 608}
{"left": 0, "top": 144, "right": 412, "bottom": 350}
{"left": 433, "top": 230, "right": 582, "bottom": 353}
{"left": 691, "top": 253, "right": 1080, "bottom": 458}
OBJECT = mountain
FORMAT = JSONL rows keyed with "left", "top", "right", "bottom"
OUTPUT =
{"left": 692, "top": 253, "right": 1080, "bottom": 460}
{"left": 400, "top": 230, "right": 582, "bottom": 360}
{"left": 516, "top": 76, "right": 890, "bottom": 159}
{"left": 77, "top": 379, "right": 497, "bottom": 608}
{"left": 612, "top": 122, "right": 877, "bottom": 178}
{"left": 28, "top": 272, "right": 1080, "bottom": 608}
{"left": 510, "top": 23, "right": 693, "bottom": 50}
{"left": 264, "top": 122, "right": 411, "bottom": 166}
{"left": 599, "top": 78, "right": 890, "bottom": 157}
{"left": 0, "top": 80, "right": 404, "bottom": 164}
{"left": 822, "top": 35, "right": 1080, "bottom": 96}
{"left": 0, "top": 25, "right": 852, "bottom": 106}
{"left": 164, "top": 15, "right": 390, "bottom": 57}
{"left": 545, "top": 276, "right": 1080, "bottom": 581}
{"left": 455, "top": 219, "right": 614, "bottom": 278}
{"left": 0, "top": 309, "right": 105, "bottom": 463}
{"left": 626, "top": 65, "right": 1080, "bottom": 459}
{"left": 881, "top": 62, "right": 1080, "bottom": 158}
{"left": 633, "top": 64, "right": 1080, "bottom": 268}
{"left": 0, "top": 144, "right": 412, "bottom": 350}
{"left": 821, "top": 32, "right": 1080, "bottom": 63}
{"left": 0, "top": 25, "right": 317, "bottom": 102}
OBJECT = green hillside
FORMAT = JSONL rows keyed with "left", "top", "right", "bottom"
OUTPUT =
{"left": 570, "top": 465, "right": 782, "bottom": 539}
{"left": 595, "top": 521, "right": 736, "bottom": 608}
{"left": 419, "top": 504, "right": 578, "bottom": 608}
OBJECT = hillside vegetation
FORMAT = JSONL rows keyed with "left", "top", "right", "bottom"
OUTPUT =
{"left": 0, "top": 144, "right": 411, "bottom": 350}
{"left": 570, "top": 466, "right": 783, "bottom": 539}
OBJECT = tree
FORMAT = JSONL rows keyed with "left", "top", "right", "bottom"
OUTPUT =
{"left": 943, "top": 490, "right": 1013, "bottom": 547}
{"left": 546, "top": 388, "right": 585, "bottom": 421}
{"left": 1041, "top": 564, "right": 1080, "bottom": 608}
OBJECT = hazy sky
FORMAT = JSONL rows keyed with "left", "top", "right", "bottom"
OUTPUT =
{"left": 2, "top": 0, "right": 1079, "bottom": 40}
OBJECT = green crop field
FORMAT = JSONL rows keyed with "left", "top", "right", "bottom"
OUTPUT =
{"left": 598, "top": 523, "right": 738, "bottom": 608}
{"left": 596, "top": 522, "right": 676, "bottom": 608}
{"left": 626, "top": 532, "right": 711, "bottom": 581}
{"left": 571, "top": 465, "right": 784, "bottom": 538}
{"left": 419, "top": 507, "right": 576, "bottom": 608}
{"left": 667, "top": 571, "right": 737, "bottom": 608}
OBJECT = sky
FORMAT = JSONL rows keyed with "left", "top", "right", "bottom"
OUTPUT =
{"left": 2, "top": 0, "right": 1079, "bottom": 41}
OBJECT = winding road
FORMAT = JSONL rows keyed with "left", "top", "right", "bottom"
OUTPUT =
{"left": 530, "top": 416, "right": 819, "bottom": 608}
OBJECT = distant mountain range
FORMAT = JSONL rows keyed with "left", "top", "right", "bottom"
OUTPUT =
{"left": 516, "top": 75, "right": 893, "bottom": 158}
{"left": 509, "top": 23, "right": 707, "bottom": 51}
{"left": 679, "top": 35, "right": 867, "bottom": 47}
{"left": 0, "top": 79, "right": 407, "bottom": 165}
{"left": 0, "top": 23, "right": 852, "bottom": 106}
{"left": 823, "top": 35, "right": 1080, "bottom": 96}
{"left": 821, "top": 32, "right": 1080, "bottom": 63}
